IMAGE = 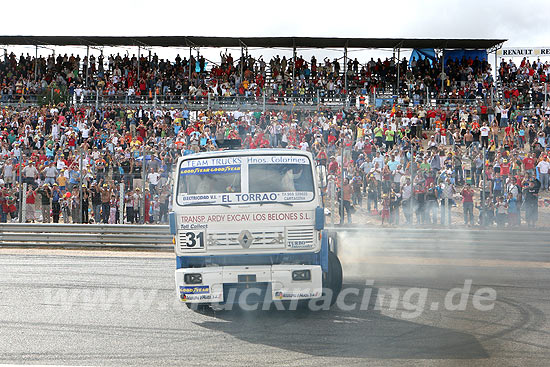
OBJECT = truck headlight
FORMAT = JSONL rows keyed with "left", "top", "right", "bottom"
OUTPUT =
{"left": 184, "top": 273, "right": 202, "bottom": 284}
{"left": 292, "top": 270, "right": 311, "bottom": 281}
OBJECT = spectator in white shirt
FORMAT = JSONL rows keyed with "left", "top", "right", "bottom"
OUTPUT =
{"left": 147, "top": 168, "right": 161, "bottom": 194}
{"left": 537, "top": 157, "right": 550, "bottom": 190}
{"left": 480, "top": 123, "right": 490, "bottom": 148}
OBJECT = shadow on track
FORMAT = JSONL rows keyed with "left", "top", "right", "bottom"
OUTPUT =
{"left": 193, "top": 283, "right": 489, "bottom": 360}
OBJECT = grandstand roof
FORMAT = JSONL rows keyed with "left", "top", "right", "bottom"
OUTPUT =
{"left": 0, "top": 36, "right": 505, "bottom": 50}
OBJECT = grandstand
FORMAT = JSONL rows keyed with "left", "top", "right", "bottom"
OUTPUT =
{"left": 0, "top": 36, "right": 505, "bottom": 110}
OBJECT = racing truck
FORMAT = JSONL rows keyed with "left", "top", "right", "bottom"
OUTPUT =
{"left": 170, "top": 149, "right": 342, "bottom": 310}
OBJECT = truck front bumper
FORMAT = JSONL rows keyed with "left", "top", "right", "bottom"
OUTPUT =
{"left": 175, "top": 265, "right": 322, "bottom": 304}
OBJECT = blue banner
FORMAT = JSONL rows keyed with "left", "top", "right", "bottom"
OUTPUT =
{"left": 180, "top": 165, "right": 240, "bottom": 176}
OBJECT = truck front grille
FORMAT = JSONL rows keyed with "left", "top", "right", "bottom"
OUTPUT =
{"left": 207, "top": 228, "right": 286, "bottom": 250}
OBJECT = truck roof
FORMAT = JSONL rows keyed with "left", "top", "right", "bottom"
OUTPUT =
{"left": 178, "top": 149, "right": 313, "bottom": 161}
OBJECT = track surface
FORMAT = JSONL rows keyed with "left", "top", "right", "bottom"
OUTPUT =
{"left": 1, "top": 231, "right": 550, "bottom": 366}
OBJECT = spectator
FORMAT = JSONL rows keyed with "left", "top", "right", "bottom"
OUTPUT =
{"left": 536, "top": 156, "right": 549, "bottom": 191}
{"left": 37, "top": 184, "right": 52, "bottom": 223}
{"left": 461, "top": 184, "right": 475, "bottom": 226}
{"left": 51, "top": 184, "right": 61, "bottom": 223}
{"left": 440, "top": 178, "right": 455, "bottom": 225}
{"left": 100, "top": 183, "right": 111, "bottom": 224}
{"left": 23, "top": 162, "right": 39, "bottom": 187}
{"left": 339, "top": 178, "right": 352, "bottom": 225}
{"left": 90, "top": 182, "right": 102, "bottom": 224}
{"left": 524, "top": 178, "right": 540, "bottom": 228}
{"left": 25, "top": 187, "right": 37, "bottom": 222}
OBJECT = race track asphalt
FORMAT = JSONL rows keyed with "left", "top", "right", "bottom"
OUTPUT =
{"left": 0, "top": 229, "right": 549, "bottom": 366}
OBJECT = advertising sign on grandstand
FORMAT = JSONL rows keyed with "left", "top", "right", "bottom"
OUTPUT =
{"left": 497, "top": 47, "right": 550, "bottom": 57}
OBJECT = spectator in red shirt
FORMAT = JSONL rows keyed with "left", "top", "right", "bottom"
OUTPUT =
{"left": 316, "top": 149, "right": 327, "bottom": 166}
{"left": 328, "top": 156, "right": 339, "bottom": 175}
{"left": 461, "top": 184, "right": 475, "bottom": 226}
{"left": 500, "top": 159, "right": 511, "bottom": 177}
{"left": 504, "top": 125, "right": 514, "bottom": 136}
{"left": 137, "top": 123, "right": 147, "bottom": 139}
{"left": 25, "top": 188, "right": 37, "bottom": 223}
{"left": 523, "top": 153, "right": 535, "bottom": 175}
{"left": 480, "top": 105, "right": 487, "bottom": 116}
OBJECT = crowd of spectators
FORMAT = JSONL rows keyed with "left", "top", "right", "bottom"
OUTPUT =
{"left": 1, "top": 97, "right": 550, "bottom": 227}
{"left": 0, "top": 49, "right": 506, "bottom": 106}
{"left": 498, "top": 58, "right": 550, "bottom": 108}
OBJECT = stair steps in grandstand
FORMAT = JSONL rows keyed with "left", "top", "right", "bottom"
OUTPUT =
{"left": 496, "top": 77, "right": 504, "bottom": 101}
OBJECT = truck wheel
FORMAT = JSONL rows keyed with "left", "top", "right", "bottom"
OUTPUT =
{"left": 328, "top": 232, "right": 338, "bottom": 255}
{"left": 186, "top": 303, "right": 210, "bottom": 312}
{"left": 324, "top": 251, "right": 343, "bottom": 305}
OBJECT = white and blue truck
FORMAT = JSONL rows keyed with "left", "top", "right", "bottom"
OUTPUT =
{"left": 170, "top": 149, "right": 341, "bottom": 310}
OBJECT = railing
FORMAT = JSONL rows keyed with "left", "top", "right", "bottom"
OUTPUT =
{"left": 0, "top": 93, "right": 351, "bottom": 111}
{"left": 0, "top": 91, "right": 544, "bottom": 111}
{"left": 74, "top": 93, "right": 352, "bottom": 110}
{"left": 0, "top": 94, "right": 41, "bottom": 104}
{"left": 1, "top": 224, "right": 549, "bottom": 251}
{"left": 0, "top": 223, "right": 172, "bottom": 251}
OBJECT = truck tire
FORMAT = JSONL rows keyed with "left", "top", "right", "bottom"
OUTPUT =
{"left": 186, "top": 303, "right": 210, "bottom": 312}
{"left": 324, "top": 251, "right": 343, "bottom": 305}
{"left": 327, "top": 232, "right": 338, "bottom": 255}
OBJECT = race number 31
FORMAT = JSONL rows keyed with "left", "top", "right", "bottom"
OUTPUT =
{"left": 181, "top": 231, "right": 205, "bottom": 248}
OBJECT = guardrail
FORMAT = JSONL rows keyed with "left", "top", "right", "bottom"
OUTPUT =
{"left": 0, "top": 223, "right": 173, "bottom": 251}
{"left": 335, "top": 227, "right": 550, "bottom": 244}
{"left": 0, "top": 93, "right": 350, "bottom": 111}
{"left": 1, "top": 224, "right": 550, "bottom": 251}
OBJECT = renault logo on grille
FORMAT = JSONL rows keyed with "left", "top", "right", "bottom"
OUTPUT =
{"left": 238, "top": 230, "right": 254, "bottom": 249}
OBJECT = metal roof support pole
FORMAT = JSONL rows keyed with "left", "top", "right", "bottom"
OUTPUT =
{"left": 396, "top": 47, "right": 400, "bottom": 98}
{"left": 441, "top": 49, "right": 445, "bottom": 95}
{"left": 494, "top": 50, "right": 498, "bottom": 76}
{"left": 292, "top": 43, "right": 296, "bottom": 85}
{"left": 137, "top": 46, "right": 141, "bottom": 86}
{"left": 34, "top": 46, "right": 38, "bottom": 82}
{"left": 189, "top": 47, "right": 192, "bottom": 81}
{"left": 494, "top": 50, "right": 498, "bottom": 106}
{"left": 240, "top": 43, "right": 244, "bottom": 87}
{"left": 492, "top": 48, "right": 500, "bottom": 82}
{"left": 153, "top": 66, "right": 157, "bottom": 108}
{"left": 343, "top": 43, "right": 348, "bottom": 106}
{"left": 85, "top": 45, "right": 89, "bottom": 87}
{"left": 196, "top": 47, "right": 200, "bottom": 76}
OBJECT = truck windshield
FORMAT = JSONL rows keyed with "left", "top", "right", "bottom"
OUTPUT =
{"left": 249, "top": 164, "right": 314, "bottom": 193}
{"left": 177, "top": 154, "right": 315, "bottom": 206}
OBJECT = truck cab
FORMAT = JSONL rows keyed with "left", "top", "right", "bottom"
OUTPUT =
{"left": 170, "top": 149, "right": 342, "bottom": 310}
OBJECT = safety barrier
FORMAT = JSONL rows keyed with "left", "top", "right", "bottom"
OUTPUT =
{"left": 333, "top": 227, "right": 550, "bottom": 244}
{"left": 0, "top": 93, "right": 350, "bottom": 111}
{"left": 0, "top": 223, "right": 173, "bottom": 251}
{"left": 1, "top": 224, "right": 549, "bottom": 251}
